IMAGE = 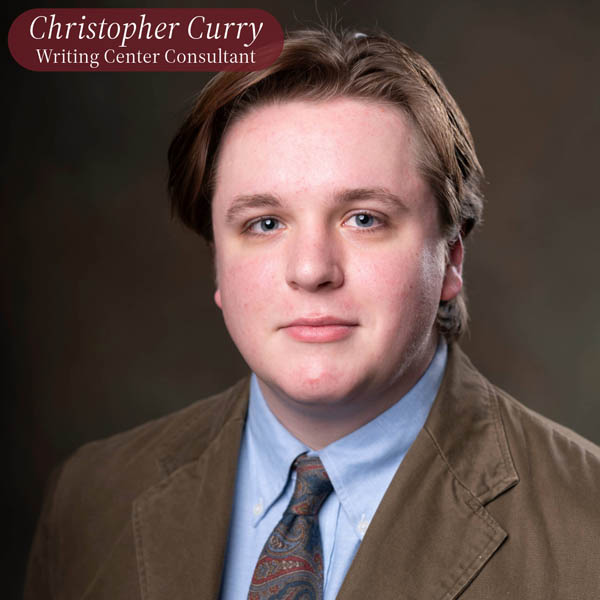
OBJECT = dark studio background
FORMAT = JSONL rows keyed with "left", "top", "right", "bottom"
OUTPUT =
{"left": 4, "top": 0, "right": 599, "bottom": 595}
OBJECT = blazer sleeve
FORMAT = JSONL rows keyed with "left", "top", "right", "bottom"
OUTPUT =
{"left": 24, "top": 462, "right": 65, "bottom": 600}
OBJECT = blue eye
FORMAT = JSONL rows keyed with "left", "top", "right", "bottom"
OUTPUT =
{"left": 351, "top": 213, "right": 377, "bottom": 228}
{"left": 248, "top": 217, "right": 282, "bottom": 233}
{"left": 260, "top": 218, "right": 278, "bottom": 231}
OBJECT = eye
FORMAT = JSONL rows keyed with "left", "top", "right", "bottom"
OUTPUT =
{"left": 246, "top": 217, "right": 283, "bottom": 234}
{"left": 346, "top": 212, "right": 381, "bottom": 229}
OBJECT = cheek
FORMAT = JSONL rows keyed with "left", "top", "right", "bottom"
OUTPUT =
{"left": 217, "top": 254, "right": 279, "bottom": 321}
{"left": 356, "top": 245, "right": 445, "bottom": 316}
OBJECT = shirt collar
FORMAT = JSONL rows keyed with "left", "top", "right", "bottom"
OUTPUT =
{"left": 246, "top": 375, "right": 308, "bottom": 525}
{"left": 246, "top": 339, "right": 447, "bottom": 532}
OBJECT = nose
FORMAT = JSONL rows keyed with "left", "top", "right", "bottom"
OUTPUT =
{"left": 285, "top": 227, "right": 344, "bottom": 292}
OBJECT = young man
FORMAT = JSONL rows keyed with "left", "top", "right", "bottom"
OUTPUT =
{"left": 26, "top": 29, "right": 600, "bottom": 600}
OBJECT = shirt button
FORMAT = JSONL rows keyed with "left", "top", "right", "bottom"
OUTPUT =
{"left": 253, "top": 499, "right": 264, "bottom": 517}
{"left": 357, "top": 515, "right": 370, "bottom": 537}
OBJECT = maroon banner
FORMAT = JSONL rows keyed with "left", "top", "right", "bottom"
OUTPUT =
{"left": 8, "top": 8, "right": 283, "bottom": 72}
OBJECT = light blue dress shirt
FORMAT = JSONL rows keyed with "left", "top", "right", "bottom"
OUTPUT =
{"left": 220, "top": 340, "right": 447, "bottom": 600}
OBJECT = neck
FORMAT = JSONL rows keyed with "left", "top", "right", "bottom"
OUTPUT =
{"left": 258, "top": 334, "right": 439, "bottom": 449}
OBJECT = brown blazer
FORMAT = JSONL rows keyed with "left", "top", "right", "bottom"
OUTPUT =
{"left": 25, "top": 345, "right": 600, "bottom": 599}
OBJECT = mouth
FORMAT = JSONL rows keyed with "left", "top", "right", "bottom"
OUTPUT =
{"left": 281, "top": 316, "right": 358, "bottom": 343}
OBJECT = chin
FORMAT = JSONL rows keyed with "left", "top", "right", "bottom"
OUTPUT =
{"left": 274, "top": 365, "right": 362, "bottom": 406}
{"left": 283, "top": 385, "right": 349, "bottom": 406}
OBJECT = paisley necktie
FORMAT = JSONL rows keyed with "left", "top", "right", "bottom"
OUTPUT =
{"left": 248, "top": 454, "right": 333, "bottom": 600}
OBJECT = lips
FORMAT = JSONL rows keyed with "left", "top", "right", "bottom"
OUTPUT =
{"left": 281, "top": 316, "right": 358, "bottom": 343}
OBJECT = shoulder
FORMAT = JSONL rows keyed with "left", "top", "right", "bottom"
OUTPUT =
{"left": 431, "top": 347, "right": 600, "bottom": 598}
{"left": 494, "top": 382, "right": 600, "bottom": 505}
{"left": 434, "top": 344, "right": 600, "bottom": 524}
{"left": 482, "top": 380, "right": 600, "bottom": 594}
{"left": 445, "top": 344, "right": 600, "bottom": 488}
{"left": 44, "top": 378, "right": 249, "bottom": 552}
{"left": 25, "top": 379, "right": 249, "bottom": 599}
{"left": 438, "top": 347, "right": 600, "bottom": 594}
{"left": 453, "top": 349, "right": 600, "bottom": 546}
{"left": 57, "top": 377, "right": 250, "bottom": 506}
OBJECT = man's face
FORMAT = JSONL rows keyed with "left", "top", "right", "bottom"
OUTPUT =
{"left": 211, "top": 98, "right": 461, "bottom": 422}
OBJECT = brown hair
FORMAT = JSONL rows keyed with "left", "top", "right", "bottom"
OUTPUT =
{"left": 168, "top": 27, "right": 484, "bottom": 340}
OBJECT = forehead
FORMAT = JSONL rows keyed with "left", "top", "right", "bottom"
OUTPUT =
{"left": 213, "top": 97, "right": 427, "bottom": 207}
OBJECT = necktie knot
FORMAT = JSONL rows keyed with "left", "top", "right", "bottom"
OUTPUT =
{"left": 286, "top": 455, "right": 333, "bottom": 516}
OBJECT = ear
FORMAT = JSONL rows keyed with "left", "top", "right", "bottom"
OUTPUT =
{"left": 209, "top": 241, "right": 223, "bottom": 309}
{"left": 440, "top": 236, "right": 464, "bottom": 302}
{"left": 214, "top": 289, "right": 222, "bottom": 309}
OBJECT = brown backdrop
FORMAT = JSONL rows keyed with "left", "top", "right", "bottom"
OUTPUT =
{"left": 4, "top": 0, "right": 600, "bottom": 595}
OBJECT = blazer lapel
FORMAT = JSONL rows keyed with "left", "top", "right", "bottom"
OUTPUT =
{"left": 338, "top": 345, "right": 519, "bottom": 600}
{"left": 133, "top": 380, "right": 249, "bottom": 600}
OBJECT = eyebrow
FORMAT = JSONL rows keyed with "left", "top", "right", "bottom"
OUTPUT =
{"left": 224, "top": 187, "right": 408, "bottom": 224}
{"left": 225, "top": 193, "right": 282, "bottom": 224}
{"left": 334, "top": 187, "right": 409, "bottom": 210}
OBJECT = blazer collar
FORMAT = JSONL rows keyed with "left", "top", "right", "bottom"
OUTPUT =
{"left": 337, "top": 344, "right": 519, "bottom": 599}
{"left": 423, "top": 344, "right": 519, "bottom": 505}
{"left": 133, "top": 378, "right": 250, "bottom": 600}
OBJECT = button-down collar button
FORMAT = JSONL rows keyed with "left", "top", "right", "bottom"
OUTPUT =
{"left": 357, "top": 514, "right": 370, "bottom": 538}
{"left": 253, "top": 499, "right": 264, "bottom": 517}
